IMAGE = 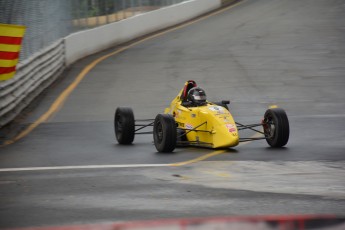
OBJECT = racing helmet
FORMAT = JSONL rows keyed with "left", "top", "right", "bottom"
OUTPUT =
{"left": 187, "top": 87, "right": 207, "bottom": 106}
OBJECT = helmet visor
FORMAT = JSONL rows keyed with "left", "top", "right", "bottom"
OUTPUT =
{"left": 193, "top": 95, "right": 206, "bottom": 101}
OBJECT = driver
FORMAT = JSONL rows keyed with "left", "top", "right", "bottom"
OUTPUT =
{"left": 183, "top": 87, "right": 207, "bottom": 107}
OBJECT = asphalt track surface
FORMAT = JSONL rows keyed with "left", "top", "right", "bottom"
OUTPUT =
{"left": 1, "top": 0, "right": 345, "bottom": 228}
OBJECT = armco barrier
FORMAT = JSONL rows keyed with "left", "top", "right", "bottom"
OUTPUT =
{"left": 0, "top": 39, "right": 64, "bottom": 128}
{"left": 0, "top": 0, "right": 222, "bottom": 129}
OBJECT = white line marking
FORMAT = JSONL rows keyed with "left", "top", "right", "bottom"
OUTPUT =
{"left": 291, "top": 114, "right": 345, "bottom": 118}
{"left": 0, "top": 164, "right": 171, "bottom": 172}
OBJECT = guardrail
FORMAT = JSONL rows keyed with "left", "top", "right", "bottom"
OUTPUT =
{"left": 0, "top": 40, "right": 64, "bottom": 127}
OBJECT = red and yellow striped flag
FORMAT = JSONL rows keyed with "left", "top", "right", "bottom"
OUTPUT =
{"left": 0, "top": 23, "right": 26, "bottom": 81}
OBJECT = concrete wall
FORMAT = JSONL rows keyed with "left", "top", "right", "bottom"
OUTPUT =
{"left": 65, "top": 0, "right": 221, "bottom": 66}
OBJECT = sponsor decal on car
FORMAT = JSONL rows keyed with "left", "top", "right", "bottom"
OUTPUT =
{"left": 226, "top": 124, "right": 236, "bottom": 133}
{"left": 209, "top": 106, "right": 224, "bottom": 112}
{"left": 209, "top": 106, "right": 226, "bottom": 114}
{"left": 185, "top": 123, "right": 194, "bottom": 130}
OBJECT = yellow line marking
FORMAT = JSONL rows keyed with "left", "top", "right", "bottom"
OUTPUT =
{"left": 0, "top": 164, "right": 170, "bottom": 172}
{"left": 170, "top": 150, "right": 227, "bottom": 167}
{"left": 269, "top": 104, "right": 278, "bottom": 109}
{"left": 203, "top": 170, "right": 232, "bottom": 178}
{"left": 1, "top": 1, "right": 244, "bottom": 146}
{"left": 2, "top": 50, "right": 123, "bottom": 146}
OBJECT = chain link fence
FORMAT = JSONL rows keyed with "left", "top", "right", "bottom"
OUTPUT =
{"left": 0, "top": 0, "right": 188, "bottom": 62}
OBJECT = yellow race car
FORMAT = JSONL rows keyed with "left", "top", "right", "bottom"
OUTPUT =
{"left": 114, "top": 80, "right": 289, "bottom": 152}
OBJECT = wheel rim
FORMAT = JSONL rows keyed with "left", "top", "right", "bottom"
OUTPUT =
{"left": 263, "top": 114, "right": 275, "bottom": 139}
{"left": 155, "top": 120, "right": 163, "bottom": 144}
{"left": 115, "top": 114, "right": 123, "bottom": 137}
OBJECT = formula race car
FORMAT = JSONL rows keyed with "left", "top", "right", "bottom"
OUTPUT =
{"left": 114, "top": 80, "right": 289, "bottom": 152}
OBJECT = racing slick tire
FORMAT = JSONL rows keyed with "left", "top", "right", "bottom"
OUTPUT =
{"left": 263, "top": 108, "right": 289, "bottom": 147}
{"left": 114, "top": 107, "right": 135, "bottom": 144}
{"left": 153, "top": 114, "right": 177, "bottom": 153}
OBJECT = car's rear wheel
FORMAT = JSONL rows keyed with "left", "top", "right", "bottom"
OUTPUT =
{"left": 114, "top": 107, "right": 135, "bottom": 144}
{"left": 153, "top": 114, "right": 176, "bottom": 153}
{"left": 263, "top": 108, "right": 289, "bottom": 147}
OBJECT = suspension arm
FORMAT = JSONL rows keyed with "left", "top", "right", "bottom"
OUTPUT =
{"left": 177, "top": 122, "right": 209, "bottom": 138}
{"left": 239, "top": 137, "right": 266, "bottom": 142}
{"left": 236, "top": 122, "right": 265, "bottom": 134}
{"left": 135, "top": 120, "right": 154, "bottom": 132}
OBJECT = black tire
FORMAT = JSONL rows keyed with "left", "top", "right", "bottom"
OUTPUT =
{"left": 153, "top": 114, "right": 177, "bottom": 153}
{"left": 114, "top": 107, "right": 135, "bottom": 144}
{"left": 263, "top": 108, "right": 289, "bottom": 147}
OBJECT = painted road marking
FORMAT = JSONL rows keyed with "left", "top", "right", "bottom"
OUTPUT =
{"left": 0, "top": 164, "right": 171, "bottom": 172}
{"left": 0, "top": 130, "right": 263, "bottom": 172}
{"left": 4, "top": 161, "right": 343, "bottom": 200}
{"left": 269, "top": 104, "right": 278, "bottom": 109}
{"left": 1, "top": 1, "right": 245, "bottom": 147}
{"left": 170, "top": 150, "right": 227, "bottom": 167}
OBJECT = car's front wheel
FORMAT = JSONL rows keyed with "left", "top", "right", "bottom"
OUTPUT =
{"left": 153, "top": 114, "right": 176, "bottom": 153}
{"left": 263, "top": 108, "right": 289, "bottom": 147}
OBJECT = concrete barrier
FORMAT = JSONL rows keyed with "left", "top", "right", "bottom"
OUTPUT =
{"left": 221, "top": 0, "right": 239, "bottom": 6}
{"left": 65, "top": 0, "right": 221, "bottom": 66}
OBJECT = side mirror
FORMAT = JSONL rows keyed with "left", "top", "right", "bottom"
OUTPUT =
{"left": 221, "top": 100, "right": 230, "bottom": 105}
